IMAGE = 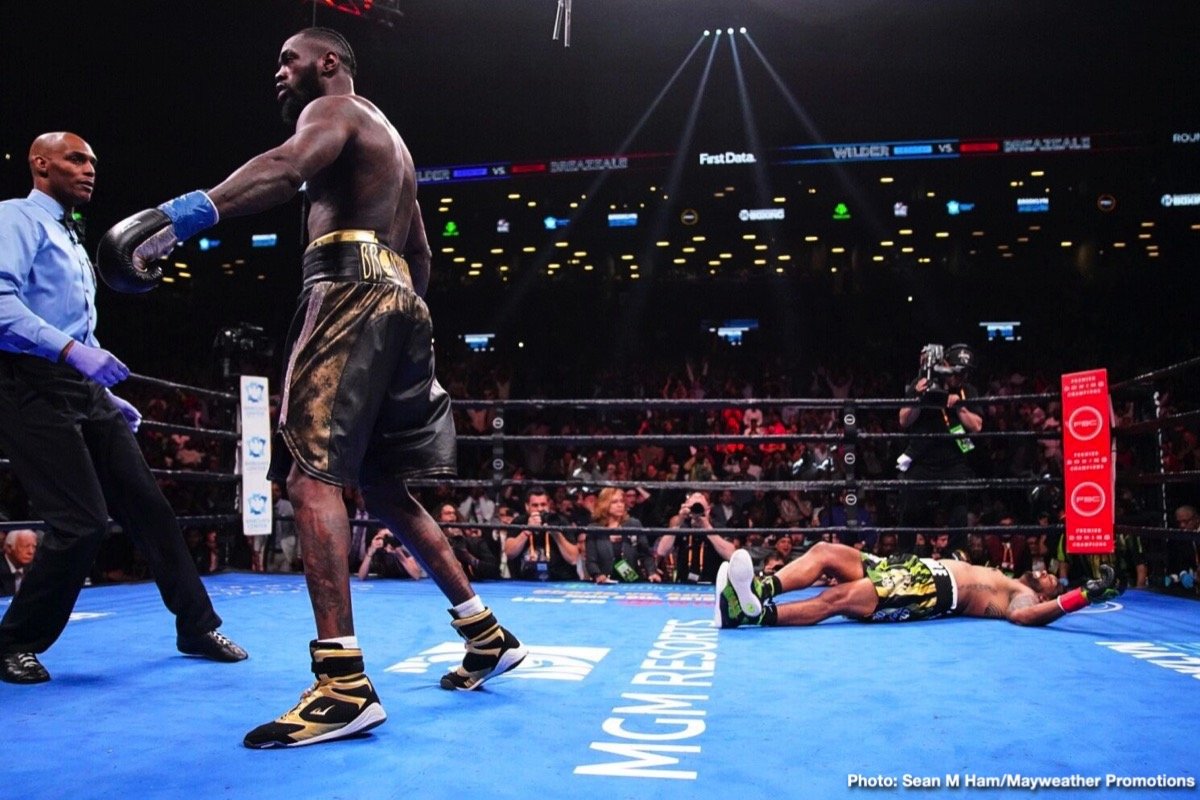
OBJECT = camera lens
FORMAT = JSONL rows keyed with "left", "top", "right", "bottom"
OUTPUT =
{"left": 689, "top": 502, "right": 705, "bottom": 515}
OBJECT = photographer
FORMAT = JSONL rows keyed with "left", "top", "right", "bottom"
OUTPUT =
{"left": 897, "top": 344, "right": 983, "bottom": 541}
{"left": 654, "top": 492, "right": 739, "bottom": 583}
{"left": 436, "top": 503, "right": 502, "bottom": 582}
{"left": 505, "top": 487, "right": 581, "bottom": 581}
{"left": 355, "top": 528, "right": 425, "bottom": 581}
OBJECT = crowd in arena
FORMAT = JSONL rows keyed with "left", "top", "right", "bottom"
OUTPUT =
{"left": 2, "top": 347, "right": 1197, "bottom": 599}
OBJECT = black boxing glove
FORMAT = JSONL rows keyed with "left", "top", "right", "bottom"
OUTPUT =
{"left": 95, "top": 191, "right": 218, "bottom": 294}
{"left": 1082, "top": 564, "right": 1124, "bottom": 603}
{"left": 1058, "top": 564, "right": 1123, "bottom": 612}
{"left": 95, "top": 209, "right": 172, "bottom": 293}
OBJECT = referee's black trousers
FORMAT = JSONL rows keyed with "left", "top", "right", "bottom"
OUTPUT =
{"left": 0, "top": 354, "right": 220, "bottom": 654}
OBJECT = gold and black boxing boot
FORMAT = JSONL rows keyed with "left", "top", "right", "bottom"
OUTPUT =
{"left": 243, "top": 641, "right": 386, "bottom": 748}
{"left": 440, "top": 609, "right": 528, "bottom": 691}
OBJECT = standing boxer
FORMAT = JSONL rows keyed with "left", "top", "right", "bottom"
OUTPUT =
{"left": 99, "top": 28, "right": 526, "bottom": 748}
{"left": 0, "top": 132, "right": 247, "bottom": 684}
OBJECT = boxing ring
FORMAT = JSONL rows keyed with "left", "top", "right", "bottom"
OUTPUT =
{"left": 3, "top": 574, "right": 1197, "bottom": 799}
{"left": 2, "top": 361, "right": 1199, "bottom": 799}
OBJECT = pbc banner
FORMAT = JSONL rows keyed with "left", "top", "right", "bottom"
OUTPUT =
{"left": 239, "top": 375, "right": 273, "bottom": 537}
{"left": 1060, "top": 369, "right": 1114, "bottom": 554}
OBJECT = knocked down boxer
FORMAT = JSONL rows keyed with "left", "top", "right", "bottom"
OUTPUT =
{"left": 716, "top": 541, "right": 1123, "bottom": 628}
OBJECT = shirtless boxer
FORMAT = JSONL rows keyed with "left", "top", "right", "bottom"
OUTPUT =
{"left": 97, "top": 27, "right": 525, "bottom": 748}
{"left": 715, "top": 541, "right": 1122, "bottom": 629}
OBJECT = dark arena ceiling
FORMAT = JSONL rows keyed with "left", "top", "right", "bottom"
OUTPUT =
{"left": 3, "top": 1, "right": 1198, "bottom": 377}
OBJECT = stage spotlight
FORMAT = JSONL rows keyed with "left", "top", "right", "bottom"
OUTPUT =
{"left": 727, "top": 27, "right": 734, "bottom": 34}
{"left": 552, "top": 0, "right": 572, "bottom": 47}
{"left": 704, "top": 29, "right": 711, "bottom": 36}
{"left": 739, "top": 27, "right": 747, "bottom": 34}
{"left": 715, "top": 27, "right": 722, "bottom": 35}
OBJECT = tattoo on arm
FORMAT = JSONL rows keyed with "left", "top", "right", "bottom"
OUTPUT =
{"left": 960, "top": 583, "right": 1007, "bottom": 619}
{"left": 1009, "top": 593, "right": 1037, "bottom": 611}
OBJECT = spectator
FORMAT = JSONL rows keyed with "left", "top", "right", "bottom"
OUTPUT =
{"left": 1172, "top": 504, "right": 1200, "bottom": 590}
{"left": 557, "top": 489, "right": 589, "bottom": 527}
{"left": 437, "top": 502, "right": 501, "bottom": 582}
{"left": 169, "top": 433, "right": 205, "bottom": 469}
{"left": 270, "top": 482, "right": 300, "bottom": 573}
{"left": 767, "top": 533, "right": 797, "bottom": 567}
{"left": 821, "top": 489, "right": 876, "bottom": 550}
{"left": 964, "top": 532, "right": 992, "bottom": 566}
{"left": 985, "top": 529, "right": 1029, "bottom": 578}
{"left": 927, "top": 532, "right": 953, "bottom": 560}
{"left": 0, "top": 529, "right": 38, "bottom": 597}
{"left": 874, "top": 532, "right": 899, "bottom": 558}
{"left": 457, "top": 486, "right": 496, "bottom": 526}
{"left": 710, "top": 489, "right": 745, "bottom": 529}
{"left": 761, "top": 552, "right": 788, "bottom": 577}
{"left": 623, "top": 486, "right": 650, "bottom": 524}
{"left": 197, "top": 530, "right": 225, "bottom": 576}
{"left": 584, "top": 487, "right": 657, "bottom": 583}
{"left": 684, "top": 446, "right": 716, "bottom": 482}
{"left": 489, "top": 503, "right": 520, "bottom": 579}
{"left": 345, "top": 487, "right": 373, "bottom": 573}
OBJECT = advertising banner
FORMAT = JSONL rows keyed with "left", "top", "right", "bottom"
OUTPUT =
{"left": 239, "top": 376, "right": 273, "bottom": 537}
{"left": 1061, "top": 369, "right": 1114, "bottom": 554}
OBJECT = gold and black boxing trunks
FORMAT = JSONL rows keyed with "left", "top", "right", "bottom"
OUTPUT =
{"left": 271, "top": 230, "right": 456, "bottom": 487}
{"left": 301, "top": 230, "right": 413, "bottom": 289}
{"left": 857, "top": 552, "right": 961, "bottom": 623}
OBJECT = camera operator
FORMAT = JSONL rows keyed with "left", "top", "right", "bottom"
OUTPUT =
{"left": 654, "top": 491, "right": 739, "bottom": 583}
{"left": 505, "top": 487, "right": 581, "bottom": 581}
{"left": 355, "top": 528, "right": 425, "bottom": 581}
{"left": 897, "top": 344, "right": 983, "bottom": 543}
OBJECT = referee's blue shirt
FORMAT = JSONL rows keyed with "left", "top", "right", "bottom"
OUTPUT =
{"left": 0, "top": 189, "right": 99, "bottom": 360}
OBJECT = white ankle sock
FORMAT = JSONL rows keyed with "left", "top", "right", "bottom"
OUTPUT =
{"left": 452, "top": 596, "right": 486, "bottom": 618}
{"left": 318, "top": 635, "right": 359, "bottom": 649}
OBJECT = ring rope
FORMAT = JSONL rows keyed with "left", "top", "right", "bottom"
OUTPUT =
{"left": 126, "top": 371, "right": 238, "bottom": 403}
{"left": 451, "top": 392, "right": 1060, "bottom": 411}
{"left": 1116, "top": 470, "right": 1200, "bottom": 486}
{"left": 1, "top": 514, "right": 240, "bottom": 533}
{"left": 138, "top": 419, "right": 243, "bottom": 441}
{"left": 1113, "top": 410, "right": 1200, "bottom": 437}
{"left": 147, "top": 468, "right": 240, "bottom": 483}
{"left": 1114, "top": 524, "right": 1200, "bottom": 544}
{"left": 456, "top": 430, "right": 1060, "bottom": 446}
{"left": 405, "top": 476, "right": 1058, "bottom": 492}
{"left": 341, "top": 518, "right": 1069, "bottom": 539}
{"left": 0, "top": 460, "right": 239, "bottom": 482}
{"left": 1110, "top": 354, "right": 1200, "bottom": 392}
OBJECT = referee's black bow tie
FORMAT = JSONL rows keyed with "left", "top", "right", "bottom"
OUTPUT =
{"left": 62, "top": 213, "right": 85, "bottom": 242}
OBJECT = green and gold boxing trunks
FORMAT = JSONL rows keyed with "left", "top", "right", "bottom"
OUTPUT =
{"left": 857, "top": 552, "right": 961, "bottom": 623}
{"left": 270, "top": 230, "right": 456, "bottom": 487}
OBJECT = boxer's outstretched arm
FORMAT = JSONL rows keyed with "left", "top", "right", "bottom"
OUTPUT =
{"left": 1006, "top": 594, "right": 1065, "bottom": 627}
{"left": 208, "top": 96, "right": 355, "bottom": 218}
{"left": 1007, "top": 565, "right": 1123, "bottom": 626}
